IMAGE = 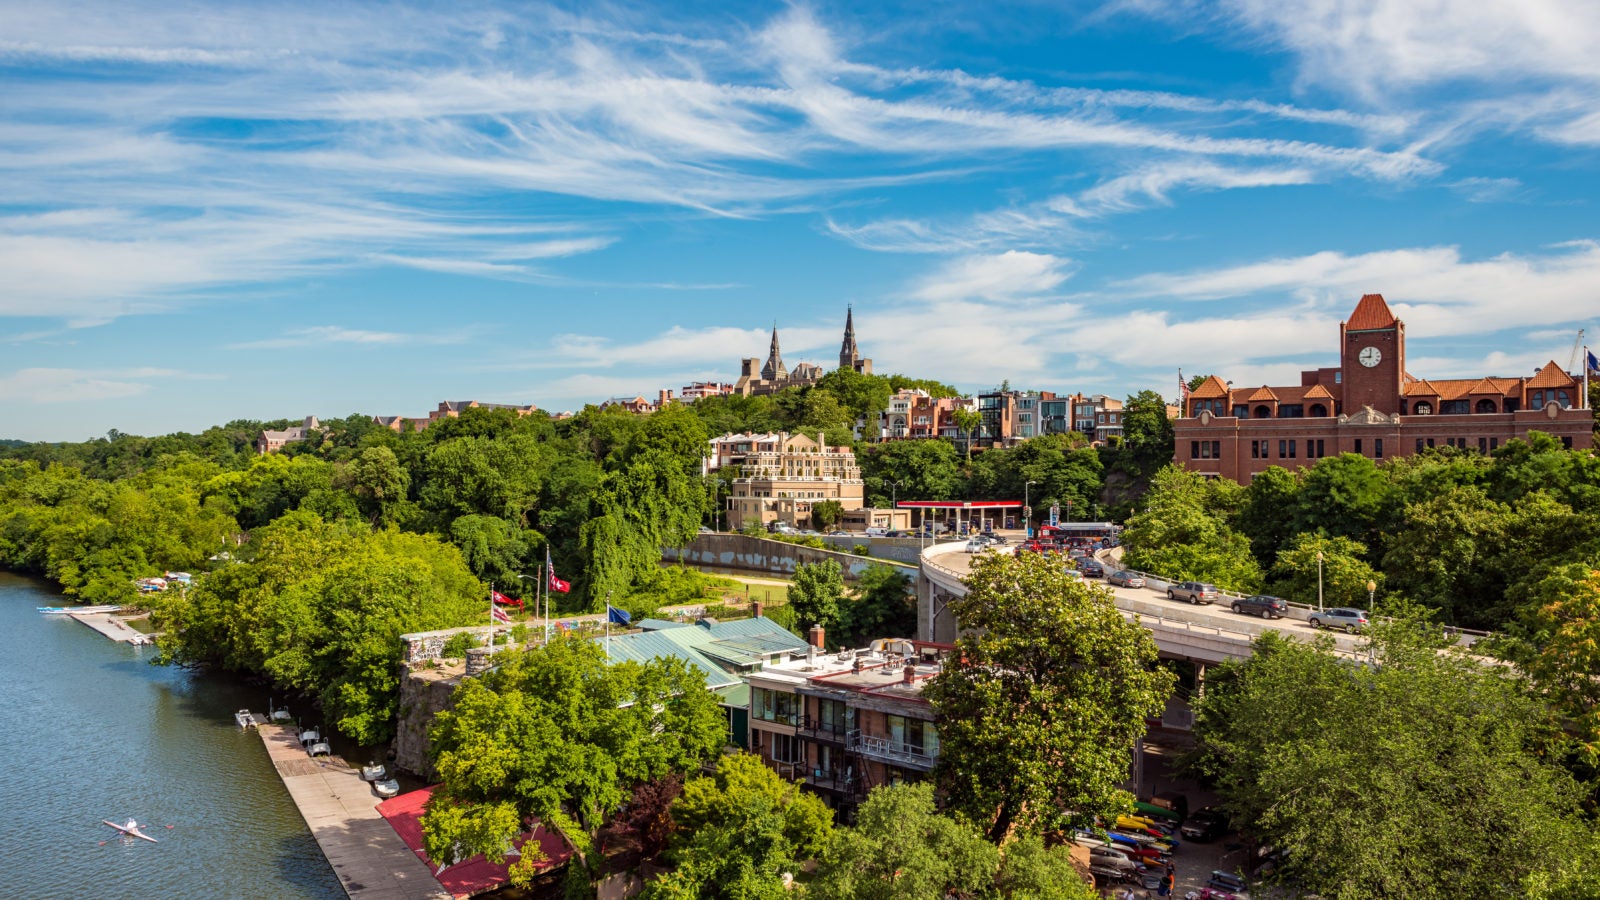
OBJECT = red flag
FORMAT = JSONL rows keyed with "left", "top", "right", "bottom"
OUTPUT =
{"left": 491, "top": 605, "right": 512, "bottom": 623}
{"left": 491, "top": 590, "right": 522, "bottom": 608}
{"left": 548, "top": 570, "right": 571, "bottom": 594}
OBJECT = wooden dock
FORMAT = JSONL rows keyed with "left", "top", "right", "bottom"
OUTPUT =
{"left": 258, "top": 725, "right": 450, "bottom": 900}
{"left": 70, "top": 612, "right": 158, "bottom": 644}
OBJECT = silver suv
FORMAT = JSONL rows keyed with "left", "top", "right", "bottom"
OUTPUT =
{"left": 1167, "top": 581, "right": 1219, "bottom": 604}
{"left": 1309, "top": 607, "right": 1369, "bottom": 633}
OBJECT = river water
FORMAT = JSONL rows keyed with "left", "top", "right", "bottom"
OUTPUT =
{"left": 0, "top": 572, "right": 343, "bottom": 899}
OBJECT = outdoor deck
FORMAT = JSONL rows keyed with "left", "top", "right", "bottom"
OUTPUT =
{"left": 69, "top": 611, "right": 157, "bottom": 644}
{"left": 258, "top": 725, "right": 450, "bottom": 900}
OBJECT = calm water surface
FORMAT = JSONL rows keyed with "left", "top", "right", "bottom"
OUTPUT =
{"left": 0, "top": 573, "right": 342, "bottom": 899}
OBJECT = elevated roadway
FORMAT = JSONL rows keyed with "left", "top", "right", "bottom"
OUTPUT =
{"left": 918, "top": 539, "right": 1372, "bottom": 665}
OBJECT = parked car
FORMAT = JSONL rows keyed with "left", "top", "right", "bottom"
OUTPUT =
{"left": 1107, "top": 570, "right": 1146, "bottom": 588}
{"left": 1063, "top": 569, "right": 1084, "bottom": 581}
{"left": 965, "top": 538, "right": 991, "bottom": 553}
{"left": 1180, "top": 806, "right": 1228, "bottom": 842}
{"left": 1309, "top": 607, "right": 1369, "bottom": 632}
{"left": 1167, "top": 581, "right": 1220, "bottom": 604}
{"left": 1207, "top": 870, "right": 1250, "bottom": 899}
{"left": 1232, "top": 594, "right": 1289, "bottom": 619}
{"left": 978, "top": 531, "right": 1008, "bottom": 544}
{"left": 1080, "top": 561, "right": 1105, "bottom": 578}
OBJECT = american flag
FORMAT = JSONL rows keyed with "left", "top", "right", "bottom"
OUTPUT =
{"left": 492, "top": 605, "right": 512, "bottom": 624}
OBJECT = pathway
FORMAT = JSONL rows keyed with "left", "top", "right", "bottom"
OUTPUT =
{"left": 258, "top": 725, "right": 450, "bottom": 900}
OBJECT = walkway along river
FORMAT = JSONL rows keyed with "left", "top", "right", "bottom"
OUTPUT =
{"left": 0, "top": 572, "right": 343, "bottom": 899}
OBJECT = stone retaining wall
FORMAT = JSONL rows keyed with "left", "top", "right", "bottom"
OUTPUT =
{"left": 664, "top": 533, "right": 916, "bottom": 580}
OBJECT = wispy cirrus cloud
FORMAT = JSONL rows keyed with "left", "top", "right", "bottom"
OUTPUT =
{"left": 0, "top": 367, "right": 213, "bottom": 403}
{"left": 229, "top": 326, "right": 476, "bottom": 351}
{"left": 0, "top": 2, "right": 1446, "bottom": 325}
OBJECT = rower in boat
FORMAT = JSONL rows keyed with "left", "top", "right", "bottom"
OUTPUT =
{"left": 102, "top": 818, "right": 159, "bottom": 843}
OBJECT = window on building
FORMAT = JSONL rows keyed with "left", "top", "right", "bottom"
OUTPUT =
{"left": 1503, "top": 398, "right": 1520, "bottom": 413}
{"left": 751, "top": 688, "right": 799, "bottom": 726}
{"left": 1211, "top": 441, "right": 1221, "bottom": 459}
{"left": 769, "top": 732, "right": 802, "bottom": 765}
{"left": 1375, "top": 439, "right": 1384, "bottom": 458}
{"left": 1440, "top": 400, "right": 1470, "bottom": 415}
{"left": 1310, "top": 404, "right": 1328, "bottom": 417}
{"left": 1416, "top": 438, "right": 1425, "bottom": 453}
{"left": 1478, "top": 437, "right": 1488, "bottom": 453}
{"left": 1355, "top": 439, "right": 1363, "bottom": 455}
{"left": 1251, "top": 440, "right": 1261, "bottom": 459}
{"left": 1315, "top": 439, "right": 1326, "bottom": 458}
{"left": 1278, "top": 439, "right": 1286, "bottom": 458}
{"left": 1474, "top": 399, "right": 1497, "bottom": 414}
{"left": 1490, "top": 437, "right": 1499, "bottom": 451}
{"left": 1564, "top": 436, "right": 1574, "bottom": 449}
{"left": 1414, "top": 402, "right": 1433, "bottom": 415}
{"left": 1289, "top": 440, "right": 1298, "bottom": 459}
{"left": 1233, "top": 405, "right": 1250, "bottom": 418}
{"left": 886, "top": 715, "right": 939, "bottom": 757}
{"left": 1278, "top": 404, "right": 1305, "bottom": 418}
{"left": 1427, "top": 438, "right": 1435, "bottom": 448}
{"left": 1190, "top": 441, "right": 1200, "bottom": 459}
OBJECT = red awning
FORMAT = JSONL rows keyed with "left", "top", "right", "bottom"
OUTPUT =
{"left": 378, "top": 786, "right": 573, "bottom": 898}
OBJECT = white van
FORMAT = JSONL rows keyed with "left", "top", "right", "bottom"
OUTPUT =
{"left": 864, "top": 527, "right": 889, "bottom": 537}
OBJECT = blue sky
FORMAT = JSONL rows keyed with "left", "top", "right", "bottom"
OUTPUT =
{"left": 3, "top": 0, "right": 1598, "bottom": 440}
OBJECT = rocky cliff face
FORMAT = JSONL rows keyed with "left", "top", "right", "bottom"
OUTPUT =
{"left": 393, "top": 667, "right": 460, "bottom": 778}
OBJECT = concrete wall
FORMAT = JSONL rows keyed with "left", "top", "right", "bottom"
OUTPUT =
{"left": 665, "top": 533, "right": 916, "bottom": 581}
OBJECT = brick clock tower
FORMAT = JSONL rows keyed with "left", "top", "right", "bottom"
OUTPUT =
{"left": 1339, "top": 294, "right": 1405, "bottom": 415}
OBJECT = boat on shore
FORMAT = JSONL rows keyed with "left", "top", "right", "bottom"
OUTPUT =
{"left": 361, "top": 763, "right": 386, "bottom": 782}
{"left": 373, "top": 779, "right": 400, "bottom": 799}
{"left": 307, "top": 740, "right": 331, "bottom": 757}
{"left": 235, "top": 710, "right": 261, "bottom": 729}
{"left": 298, "top": 727, "right": 320, "bottom": 746}
{"left": 102, "top": 819, "right": 159, "bottom": 843}
{"left": 39, "top": 605, "right": 123, "bottom": 615}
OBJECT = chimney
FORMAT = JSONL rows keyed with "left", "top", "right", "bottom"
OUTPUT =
{"left": 903, "top": 662, "right": 917, "bottom": 685}
{"left": 808, "top": 623, "right": 825, "bottom": 650}
{"left": 752, "top": 600, "right": 765, "bottom": 619}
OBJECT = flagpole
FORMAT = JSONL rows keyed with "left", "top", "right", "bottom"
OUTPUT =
{"left": 1585, "top": 346, "right": 1591, "bottom": 409}
{"left": 487, "top": 581, "right": 494, "bottom": 654}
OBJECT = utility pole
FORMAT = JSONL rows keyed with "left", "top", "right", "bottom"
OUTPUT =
{"left": 1317, "top": 551, "right": 1325, "bottom": 613}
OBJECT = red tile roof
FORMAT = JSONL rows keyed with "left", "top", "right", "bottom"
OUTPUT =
{"left": 1244, "top": 385, "right": 1279, "bottom": 401}
{"left": 1346, "top": 293, "right": 1398, "bottom": 331}
{"left": 1527, "top": 361, "right": 1576, "bottom": 389}
{"left": 1190, "top": 375, "right": 1230, "bottom": 399}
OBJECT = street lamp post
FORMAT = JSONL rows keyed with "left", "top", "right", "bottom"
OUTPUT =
{"left": 1316, "top": 551, "right": 1325, "bottom": 613}
{"left": 1367, "top": 579, "right": 1376, "bottom": 610}
{"left": 1024, "top": 480, "right": 1037, "bottom": 538}
{"left": 889, "top": 480, "right": 903, "bottom": 534}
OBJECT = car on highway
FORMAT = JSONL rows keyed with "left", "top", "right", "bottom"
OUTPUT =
{"left": 1063, "top": 569, "right": 1084, "bottom": 581}
{"left": 1167, "top": 581, "right": 1220, "bottom": 604}
{"left": 1107, "top": 570, "right": 1146, "bottom": 588}
{"left": 1180, "top": 806, "right": 1228, "bottom": 842}
{"left": 1232, "top": 594, "right": 1289, "bottom": 619}
{"left": 978, "top": 531, "right": 1007, "bottom": 544}
{"left": 1309, "top": 607, "right": 1370, "bottom": 632}
{"left": 1080, "top": 560, "right": 1105, "bottom": 578}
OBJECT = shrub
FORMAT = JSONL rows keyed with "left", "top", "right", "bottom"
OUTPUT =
{"left": 441, "top": 631, "right": 478, "bottom": 659}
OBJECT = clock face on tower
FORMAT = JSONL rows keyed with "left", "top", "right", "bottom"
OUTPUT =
{"left": 1358, "top": 346, "right": 1383, "bottom": 368}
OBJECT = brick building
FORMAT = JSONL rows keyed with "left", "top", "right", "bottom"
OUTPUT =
{"left": 717, "top": 432, "right": 866, "bottom": 531}
{"left": 746, "top": 634, "right": 950, "bottom": 814}
{"left": 1175, "top": 293, "right": 1593, "bottom": 483}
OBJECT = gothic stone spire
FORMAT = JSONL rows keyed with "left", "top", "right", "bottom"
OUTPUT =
{"left": 839, "top": 306, "right": 859, "bottom": 370}
{"left": 762, "top": 324, "right": 787, "bottom": 382}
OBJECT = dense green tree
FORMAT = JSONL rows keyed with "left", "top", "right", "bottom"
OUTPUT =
{"left": 1293, "top": 452, "right": 1391, "bottom": 545}
{"left": 1190, "top": 626, "right": 1593, "bottom": 899}
{"left": 1121, "top": 466, "right": 1262, "bottom": 591}
{"left": 643, "top": 753, "right": 833, "bottom": 900}
{"left": 580, "top": 450, "right": 705, "bottom": 607}
{"left": 813, "top": 783, "right": 999, "bottom": 900}
{"left": 812, "top": 499, "right": 844, "bottom": 531}
{"left": 1233, "top": 464, "right": 1300, "bottom": 568}
{"left": 925, "top": 551, "right": 1173, "bottom": 840}
{"left": 836, "top": 564, "right": 916, "bottom": 647}
{"left": 788, "top": 560, "right": 846, "bottom": 638}
{"left": 857, "top": 439, "right": 962, "bottom": 504}
{"left": 345, "top": 445, "right": 409, "bottom": 526}
{"left": 813, "top": 368, "right": 893, "bottom": 426}
{"left": 992, "top": 832, "right": 1099, "bottom": 900}
{"left": 449, "top": 514, "right": 539, "bottom": 588}
{"left": 1268, "top": 532, "right": 1379, "bottom": 610}
{"left": 425, "top": 635, "right": 726, "bottom": 888}
{"left": 1518, "top": 566, "right": 1600, "bottom": 764}
{"left": 1120, "top": 389, "right": 1176, "bottom": 478}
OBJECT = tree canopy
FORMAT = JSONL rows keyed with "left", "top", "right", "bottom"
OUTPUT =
{"left": 924, "top": 551, "right": 1174, "bottom": 841}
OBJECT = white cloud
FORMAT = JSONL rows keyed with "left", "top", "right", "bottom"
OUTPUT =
{"left": 1113, "top": 241, "right": 1600, "bottom": 337}
{"left": 0, "top": 367, "right": 196, "bottom": 403}
{"left": 229, "top": 326, "right": 475, "bottom": 351}
{"left": 912, "top": 252, "right": 1073, "bottom": 303}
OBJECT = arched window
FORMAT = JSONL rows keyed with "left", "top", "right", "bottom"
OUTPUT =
{"left": 1414, "top": 402, "right": 1433, "bottom": 416}
{"left": 1309, "top": 404, "right": 1328, "bottom": 417}
{"left": 1474, "top": 399, "right": 1498, "bottom": 414}
{"left": 1253, "top": 405, "right": 1272, "bottom": 419}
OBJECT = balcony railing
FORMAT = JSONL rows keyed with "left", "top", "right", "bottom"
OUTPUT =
{"left": 800, "top": 715, "right": 851, "bottom": 744}
{"left": 851, "top": 731, "right": 938, "bottom": 769}
{"left": 805, "top": 768, "right": 860, "bottom": 794}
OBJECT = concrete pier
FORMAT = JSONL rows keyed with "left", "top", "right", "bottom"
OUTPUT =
{"left": 258, "top": 725, "right": 449, "bottom": 900}
{"left": 70, "top": 612, "right": 157, "bottom": 644}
